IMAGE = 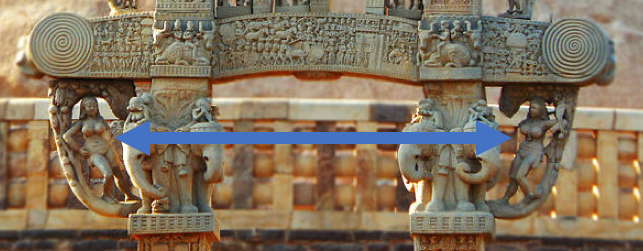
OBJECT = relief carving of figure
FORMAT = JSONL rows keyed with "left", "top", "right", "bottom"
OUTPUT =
{"left": 487, "top": 87, "right": 577, "bottom": 219}
{"left": 500, "top": 97, "right": 560, "bottom": 202}
{"left": 124, "top": 94, "right": 152, "bottom": 127}
{"left": 418, "top": 20, "right": 479, "bottom": 68}
{"left": 499, "top": 0, "right": 535, "bottom": 19}
{"left": 154, "top": 20, "right": 210, "bottom": 66}
{"left": 63, "top": 96, "right": 139, "bottom": 204}
{"left": 107, "top": 0, "right": 137, "bottom": 16}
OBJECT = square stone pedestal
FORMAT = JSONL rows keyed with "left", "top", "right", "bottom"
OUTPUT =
{"left": 128, "top": 213, "right": 220, "bottom": 251}
{"left": 410, "top": 211, "right": 494, "bottom": 251}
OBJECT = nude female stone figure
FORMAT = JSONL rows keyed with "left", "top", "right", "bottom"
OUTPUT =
{"left": 501, "top": 97, "right": 560, "bottom": 202}
{"left": 63, "top": 96, "right": 138, "bottom": 203}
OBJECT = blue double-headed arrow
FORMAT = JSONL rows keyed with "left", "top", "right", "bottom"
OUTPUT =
{"left": 116, "top": 121, "right": 510, "bottom": 155}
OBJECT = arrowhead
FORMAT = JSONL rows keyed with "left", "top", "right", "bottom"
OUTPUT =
{"left": 115, "top": 121, "right": 151, "bottom": 155}
{"left": 475, "top": 121, "right": 511, "bottom": 154}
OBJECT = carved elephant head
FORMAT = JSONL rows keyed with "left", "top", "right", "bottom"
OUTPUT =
{"left": 397, "top": 143, "right": 433, "bottom": 187}
{"left": 191, "top": 143, "right": 224, "bottom": 183}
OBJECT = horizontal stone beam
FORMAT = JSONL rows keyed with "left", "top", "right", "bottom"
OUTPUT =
{"left": 17, "top": 12, "right": 614, "bottom": 87}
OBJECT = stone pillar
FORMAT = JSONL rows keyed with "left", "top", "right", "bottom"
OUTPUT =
{"left": 365, "top": 0, "right": 385, "bottom": 15}
{"left": 129, "top": 214, "right": 220, "bottom": 251}
{"left": 309, "top": 0, "right": 330, "bottom": 13}
{"left": 399, "top": 82, "right": 496, "bottom": 251}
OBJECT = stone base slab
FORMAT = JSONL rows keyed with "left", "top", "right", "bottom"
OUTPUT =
{"left": 413, "top": 234, "right": 485, "bottom": 251}
{"left": 128, "top": 213, "right": 220, "bottom": 241}
{"left": 410, "top": 211, "right": 494, "bottom": 235}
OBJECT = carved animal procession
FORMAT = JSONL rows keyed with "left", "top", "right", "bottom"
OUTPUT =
{"left": 15, "top": 0, "right": 615, "bottom": 250}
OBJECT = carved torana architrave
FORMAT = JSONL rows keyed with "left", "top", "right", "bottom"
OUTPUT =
{"left": 16, "top": 0, "right": 615, "bottom": 250}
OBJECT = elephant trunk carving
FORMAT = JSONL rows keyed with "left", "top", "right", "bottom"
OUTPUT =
{"left": 201, "top": 143, "right": 224, "bottom": 183}
{"left": 123, "top": 144, "right": 167, "bottom": 200}
{"left": 455, "top": 148, "right": 500, "bottom": 185}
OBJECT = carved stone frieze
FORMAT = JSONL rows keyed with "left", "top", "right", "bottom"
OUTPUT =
{"left": 88, "top": 13, "right": 155, "bottom": 78}
{"left": 418, "top": 17, "right": 483, "bottom": 80}
{"left": 481, "top": 17, "right": 615, "bottom": 85}
{"left": 481, "top": 17, "right": 550, "bottom": 82}
{"left": 214, "top": 13, "right": 418, "bottom": 81}
{"left": 151, "top": 20, "right": 215, "bottom": 77}
{"left": 19, "top": 12, "right": 615, "bottom": 86}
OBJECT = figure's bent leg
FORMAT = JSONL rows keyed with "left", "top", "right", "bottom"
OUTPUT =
{"left": 108, "top": 151, "right": 138, "bottom": 201}
{"left": 516, "top": 157, "right": 535, "bottom": 198}
{"left": 501, "top": 156, "right": 523, "bottom": 203}
{"left": 91, "top": 154, "right": 117, "bottom": 204}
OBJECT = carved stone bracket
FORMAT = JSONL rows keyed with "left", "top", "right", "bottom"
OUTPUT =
{"left": 487, "top": 85, "right": 579, "bottom": 219}
{"left": 48, "top": 79, "right": 139, "bottom": 217}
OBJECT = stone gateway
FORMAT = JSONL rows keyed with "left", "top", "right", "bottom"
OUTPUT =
{"left": 15, "top": 0, "right": 615, "bottom": 250}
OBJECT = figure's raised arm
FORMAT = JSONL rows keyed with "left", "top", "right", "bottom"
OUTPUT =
{"left": 63, "top": 121, "right": 83, "bottom": 151}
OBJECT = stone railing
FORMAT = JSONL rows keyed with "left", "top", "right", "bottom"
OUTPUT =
{"left": 0, "top": 98, "right": 641, "bottom": 240}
